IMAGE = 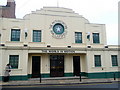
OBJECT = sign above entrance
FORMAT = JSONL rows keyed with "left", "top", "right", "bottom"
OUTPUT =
{"left": 28, "top": 49, "right": 86, "bottom": 54}
{"left": 42, "top": 50, "right": 75, "bottom": 53}
{"left": 50, "top": 20, "right": 67, "bottom": 39}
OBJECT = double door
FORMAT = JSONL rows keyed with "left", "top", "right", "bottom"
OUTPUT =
{"left": 50, "top": 55, "right": 64, "bottom": 77}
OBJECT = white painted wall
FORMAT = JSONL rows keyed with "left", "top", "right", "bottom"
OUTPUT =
{"left": 0, "top": 7, "right": 119, "bottom": 77}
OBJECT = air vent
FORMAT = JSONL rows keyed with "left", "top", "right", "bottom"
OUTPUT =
{"left": 105, "top": 46, "right": 108, "bottom": 48}
{"left": 0, "top": 44, "right": 5, "bottom": 46}
{"left": 47, "top": 45, "right": 51, "bottom": 47}
{"left": 67, "top": 46, "right": 71, "bottom": 48}
{"left": 87, "top": 46, "right": 91, "bottom": 48}
{"left": 24, "top": 44, "right": 28, "bottom": 47}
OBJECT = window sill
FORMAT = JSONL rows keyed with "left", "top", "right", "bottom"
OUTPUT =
{"left": 6, "top": 41, "right": 23, "bottom": 43}
{"left": 10, "top": 68, "right": 22, "bottom": 71}
{"left": 75, "top": 43, "right": 83, "bottom": 44}
{"left": 29, "top": 42, "right": 45, "bottom": 44}
{"left": 110, "top": 66, "right": 119, "bottom": 68}
{"left": 72, "top": 43, "right": 85, "bottom": 45}
{"left": 93, "top": 43, "right": 100, "bottom": 44}
{"left": 95, "top": 66, "right": 102, "bottom": 67}
{"left": 92, "top": 66, "right": 103, "bottom": 68}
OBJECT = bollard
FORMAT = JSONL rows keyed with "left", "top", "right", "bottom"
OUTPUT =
{"left": 40, "top": 73, "right": 41, "bottom": 83}
{"left": 79, "top": 72, "right": 82, "bottom": 82}
{"left": 114, "top": 72, "right": 116, "bottom": 80}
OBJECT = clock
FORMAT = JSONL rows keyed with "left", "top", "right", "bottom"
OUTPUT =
{"left": 53, "top": 23, "right": 64, "bottom": 35}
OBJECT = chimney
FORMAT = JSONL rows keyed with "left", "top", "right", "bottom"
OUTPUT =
{"left": 6, "top": 0, "right": 16, "bottom": 18}
{"left": 7, "top": 0, "right": 15, "bottom": 7}
{"left": 7, "top": 0, "right": 15, "bottom": 3}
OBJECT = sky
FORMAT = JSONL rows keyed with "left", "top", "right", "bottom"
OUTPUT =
{"left": 0, "top": 0, "right": 119, "bottom": 45}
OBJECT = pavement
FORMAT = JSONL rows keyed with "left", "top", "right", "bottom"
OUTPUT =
{"left": 0, "top": 76, "right": 119, "bottom": 86}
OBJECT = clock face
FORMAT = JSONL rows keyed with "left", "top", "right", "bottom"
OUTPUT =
{"left": 53, "top": 23, "right": 64, "bottom": 35}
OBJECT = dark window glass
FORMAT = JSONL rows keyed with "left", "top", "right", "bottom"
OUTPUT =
{"left": 94, "top": 55, "right": 101, "bottom": 67}
{"left": 11, "top": 29, "right": 20, "bottom": 41}
{"left": 9, "top": 55, "right": 19, "bottom": 69}
{"left": 111, "top": 55, "right": 118, "bottom": 66}
{"left": 33, "top": 30, "right": 41, "bottom": 42}
{"left": 93, "top": 33, "right": 100, "bottom": 43}
{"left": 75, "top": 32, "right": 82, "bottom": 43}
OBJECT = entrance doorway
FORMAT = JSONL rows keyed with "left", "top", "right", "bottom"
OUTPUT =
{"left": 32, "top": 56, "right": 41, "bottom": 78}
{"left": 50, "top": 55, "right": 64, "bottom": 77}
{"left": 73, "top": 56, "right": 81, "bottom": 76}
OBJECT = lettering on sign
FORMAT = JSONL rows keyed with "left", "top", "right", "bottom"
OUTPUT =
{"left": 42, "top": 50, "right": 75, "bottom": 53}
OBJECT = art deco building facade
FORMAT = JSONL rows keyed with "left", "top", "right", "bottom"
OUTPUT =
{"left": 0, "top": 6, "right": 119, "bottom": 80}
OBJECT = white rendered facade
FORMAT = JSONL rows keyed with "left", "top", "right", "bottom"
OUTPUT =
{"left": 0, "top": 7, "right": 119, "bottom": 80}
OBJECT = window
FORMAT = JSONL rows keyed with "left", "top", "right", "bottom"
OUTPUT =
{"left": 11, "top": 29, "right": 20, "bottom": 41}
{"left": 93, "top": 33, "right": 100, "bottom": 43}
{"left": 111, "top": 55, "right": 118, "bottom": 66}
{"left": 9, "top": 55, "right": 19, "bottom": 69}
{"left": 33, "top": 30, "right": 41, "bottom": 42}
{"left": 94, "top": 55, "right": 101, "bottom": 67}
{"left": 75, "top": 32, "right": 82, "bottom": 43}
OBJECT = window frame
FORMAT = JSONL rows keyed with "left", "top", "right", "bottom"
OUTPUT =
{"left": 111, "top": 55, "right": 118, "bottom": 66}
{"left": 94, "top": 55, "right": 101, "bottom": 67}
{"left": 93, "top": 33, "right": 100, "bottom": 44}
{"left": 33, "top": 30, "right": 42, "bottom": 42}
{"left": 75, "top": 32, "right": 82, "bottom": 43}
{"left": 11, "top": 29, "right": 20, "bottom": 41}
{"left": 9, "top": 55, "right": 19, "bottom": 69}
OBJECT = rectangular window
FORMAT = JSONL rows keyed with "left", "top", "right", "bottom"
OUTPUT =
{"left": 111, "top": 55, "right": 118, "bottom": 66}
{"left": 94, "top": 55, "right": 101, "bottom": 67}
{"left": 9, "top": 55, "right": 19, "bottom": 69}
{"left": 33, "top": 30, "right": 41, "bottom": 42}
{"left": 93, "top": 33, "right": 100, "bottom": 43}
{"left": 75, "top": 32, "right": 82, "bottom": 43}
{"left": 11, "top": 29, "right": 20, "bottom": 41}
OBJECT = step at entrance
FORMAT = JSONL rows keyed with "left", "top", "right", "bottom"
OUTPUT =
{"left": 29, "top": 76, "right": 88, "bottom": 81}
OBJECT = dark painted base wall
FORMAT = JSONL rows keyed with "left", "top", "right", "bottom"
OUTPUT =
{"left": 87, "top": 72, "right": 120, "bottom": 78}
{"left": 0, "top": 77, "right": 2, "bottom": 81}
{"left": 0, "top": 72, "right": 120, "bottom": 81}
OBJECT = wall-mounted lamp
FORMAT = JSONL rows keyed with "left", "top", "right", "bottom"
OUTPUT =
{"left": 24, "top": 28, "right": 28, "bottom": 39}
{"left": 87, "top": 32, "right": 90, "bottom": 41}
